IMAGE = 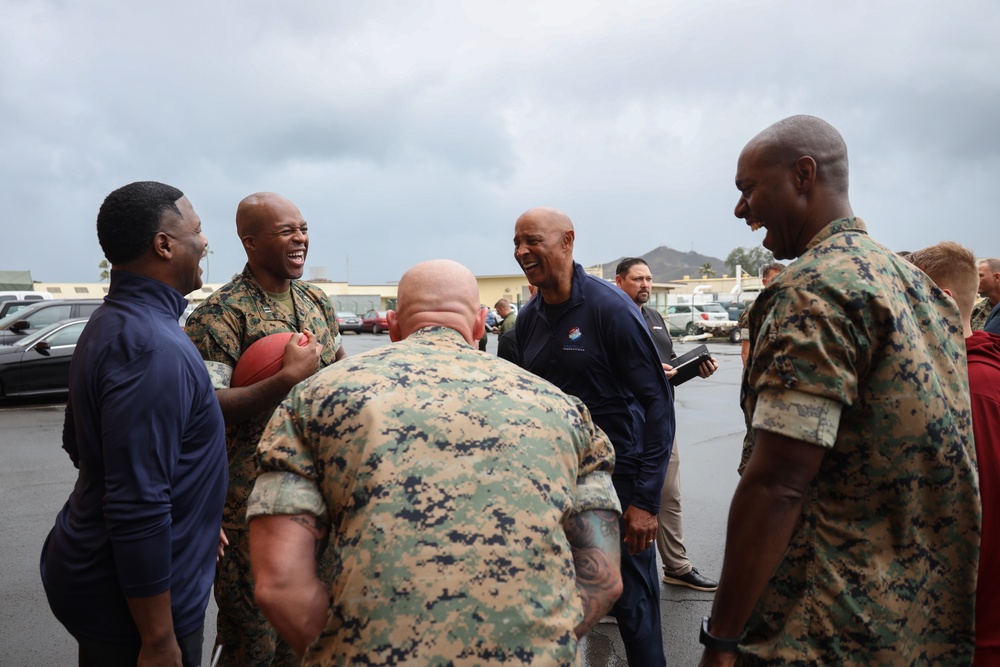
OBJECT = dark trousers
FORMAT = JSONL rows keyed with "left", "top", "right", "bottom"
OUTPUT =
{"left": 610, "top": 476, "right": 667, "bottom": 667}
{"left": 78, "top": 624, "right": 204, "bottom": 667}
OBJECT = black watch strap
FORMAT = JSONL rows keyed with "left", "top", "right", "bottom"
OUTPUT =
{"left": 699, "top": 616, "right": 739, "bottom": 653}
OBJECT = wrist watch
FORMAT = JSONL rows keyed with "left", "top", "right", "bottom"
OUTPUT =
{"left": 699, "top": 616, "right": 739, "bottom": 653}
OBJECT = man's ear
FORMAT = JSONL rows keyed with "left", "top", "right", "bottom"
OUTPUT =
{"left": 241, "top": 236, "right": 255, "bottom": 253}
{"left": 562, "top": 229, "right": 575, "bottom": 250}
{"left": 387, "top": 310, "right": 402, "bottom": 342}
{"left": 615, "top": 274, "right": 624, "bottom": 288}
{"left": 472, "top": 306, "right": 488, "bottom": 343}
{"left": 793, "top": 156, "right": 817, "bottom": 192}
{"left": 153, "top": 231, "right": 173, "bottom": 260}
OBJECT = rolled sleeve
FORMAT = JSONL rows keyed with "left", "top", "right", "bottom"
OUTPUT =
{"left": 753, "top": 388, "right": 842, "bottom": 449}
{"left": 247, "top": 471, "right": 328, "bottom": 521}
{"left": 575, "top": 471, "right": 622, "bottom": 515}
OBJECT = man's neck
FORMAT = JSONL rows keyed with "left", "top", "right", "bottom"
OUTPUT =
{"left": 540, "top": 271, "right": 574, "bottom": 304}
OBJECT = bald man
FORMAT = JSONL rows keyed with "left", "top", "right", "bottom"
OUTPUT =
{"left": 699, "top": 116, "right": 979, "bottom": 666}
{"left": 247, "top": 259, "right": 623, "bottom": 665}
{"left": 514, "top": 208, "right": 675, "bottom": 667}
{"left": 185, "top": 192, "right": 345, "bottom": 666}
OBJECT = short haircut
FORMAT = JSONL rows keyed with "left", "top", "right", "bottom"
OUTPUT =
{"left": 908, "top": 242, "right": 979, "bottom": 320}
{"left": 752, "top": 115, "right": 849, "bottom": 194}
{"left": 616, "top": 257, "right": 649, "bottom": 277}
{"left": 97, "top": 181, "right": 183, "bottom": 264}
{"left": 494, "top": 298, "right": 510, "bottom": 309}
{"left": 981, "top": 258, "right": 1000, "bottom": 274}
{"left": 761, "top": 262, "right": 785, "bottom": 279}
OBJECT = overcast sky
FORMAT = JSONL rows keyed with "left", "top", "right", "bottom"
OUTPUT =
{"left": 2, "top": 0, "right": 997, "bottom": 286}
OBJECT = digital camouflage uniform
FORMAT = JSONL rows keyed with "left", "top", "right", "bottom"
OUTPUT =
{"left": 185, "top": 264, "right": 342, "bottom": 667}
{"left": 739, "top": 218, "right": 980, "bottom": 665}
{"left": 972, "top": 297, "right": 993, "bottom": 331}
{"left": 736, "top": 304, "right": 755, "bottom": 475}
{"left": 247, "top": 326, "right": 621, "bottom": 667}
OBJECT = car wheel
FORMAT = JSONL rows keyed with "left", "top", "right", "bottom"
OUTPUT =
{"left": 372, "top": 324, "right": 381, "bottom": 335}
{"left": 729, "top": 328, "right": 742, "bottom": 344}
{"left": 684, "top": 322, "right": 699, "bottom": 336}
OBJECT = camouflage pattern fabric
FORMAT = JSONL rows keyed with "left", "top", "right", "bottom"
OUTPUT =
{"left": 738, "top": 218, "right": 980, "bottom": 665}
{"left": 737, "top": 304, "right": 755, "bottom": 476}
{"left": 185, "top": 264, "right": 342, "bottom": 667}
{"left": 247, "top": 326, "right": 620, "bottom": 667}
{"left": 972, "top": 297, "right": 993, "bottom": 331}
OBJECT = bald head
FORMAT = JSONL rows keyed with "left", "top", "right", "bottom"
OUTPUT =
{"left": 389, "top": 259, "right": 486, "bottom": 344}
{"left": 236, "top": 192, "right": 299, "bottom": 239}
{"left": 745, "top": 115, "right": 849, "bottom": 194}
{"left": 513, "top": 207, "right": 576, "bottom": 303}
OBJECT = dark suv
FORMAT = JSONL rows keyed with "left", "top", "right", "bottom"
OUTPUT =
{"left": 0, "top": 299, "right": 103, "bottom": 345}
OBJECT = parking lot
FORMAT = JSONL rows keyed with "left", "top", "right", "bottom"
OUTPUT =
{"left": 0, "top": 333, "right": 747, "bottom": 665}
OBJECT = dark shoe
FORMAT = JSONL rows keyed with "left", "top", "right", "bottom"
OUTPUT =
{"left": 663, "top": 567, "right": 718, "bottom": 592}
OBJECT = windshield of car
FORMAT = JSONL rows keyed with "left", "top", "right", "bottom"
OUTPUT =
{"left": 338, "top": 312, "right": 357, "bottom": 318}
{"left": 16, "top": 320, "right": 87, "bottom": 348}
{"left": 700, "top": 303, "right": 727, "bottom": 313}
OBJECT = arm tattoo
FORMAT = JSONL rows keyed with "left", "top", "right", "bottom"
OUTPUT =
{"left": 563, "top": 509, "right": 622, "bottom": 638}
{"left": 289, "top": 514, "right": 330, "bottom": 560}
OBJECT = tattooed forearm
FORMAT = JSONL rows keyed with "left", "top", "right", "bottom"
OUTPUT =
{"left": 563, "top": 509, "right": 622, "bottom": 638}
{"left": 289, "top": 514, "right": 329, "bottom": 560}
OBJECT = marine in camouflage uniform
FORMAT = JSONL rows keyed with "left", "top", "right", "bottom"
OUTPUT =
{"left": 971, "top": 297, "right": 993, "bottom": 331}
{"left": 248, "top": 325, "right": 621, "bottom": 666}
{"left": 736, "top": 304, "right": 754, "bottom": 475}
{"left": 185, "top": 264, "right": 342, "bottom": 667}
{"left": 737, "top": 218, "right": 980, "bottom": 664}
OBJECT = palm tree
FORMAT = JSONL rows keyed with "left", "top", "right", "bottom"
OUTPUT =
{"left": 98, "top": 259, "right": 110, "bottom": 282}
{"left": 699, "top": 262, "right": 716, "bottom": 278}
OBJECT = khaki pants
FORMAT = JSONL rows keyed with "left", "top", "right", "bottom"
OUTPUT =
{"left": 656, "top": 437, "right": 691, "bottom": 576}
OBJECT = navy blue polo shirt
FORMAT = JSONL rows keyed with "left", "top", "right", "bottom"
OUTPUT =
{"left": 516, "top": 263, "right": 675, "bottom": 514}
{"left": 41, "top": 270, "right": 227, "bottom": 643}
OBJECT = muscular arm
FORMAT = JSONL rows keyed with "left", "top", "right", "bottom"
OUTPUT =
{"left": 563, "top": 509, "right": 623, "bottom": 638}
{"left": 126, "top": 591, "right": 181, "bottom": 666}
{"left": 698, "top": 430, "right": 825, "bottom": 666}
{"left": 249, "top": 514, "right": 329, "bottom": 657}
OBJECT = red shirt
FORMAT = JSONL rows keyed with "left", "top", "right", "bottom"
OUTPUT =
{"left": 967, "top": 331, "right": 1000, "bottom": 666}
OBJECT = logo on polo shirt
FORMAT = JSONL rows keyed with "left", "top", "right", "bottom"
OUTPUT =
{"left": 568, "top": 327, "right": 582, "bottom": 341}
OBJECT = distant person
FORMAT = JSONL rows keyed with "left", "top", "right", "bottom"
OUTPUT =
{"left": 478, "top": 303, "right": 489, "bottom": 351}
{"left": 498, "top": 286, "right": 536, "bottom": 365}
{"left": 699, "top": 116, "right": 979, "bottom": 666}
{"left": 492, "top": 298, "right": 517, "bottom": 336}
{"left": 41, "top": 181, "right": 227, "bottom": 667}
{"left": 614, "top": 257, "right": 719, "bottom": 593}
{"left": 514, "top": 207, "right": 675, "bottom": 667}
{"left": 247, "top": 259, "right": 623, "bottom": 664}
{"left": 907, "top": 241, "right": 1000, "bottom": 666}
{"left": 185, "top": 192, "right": 345, "bottom": 666}
{"left": 974, "top": 258, "right": 1000, "bottom": 333}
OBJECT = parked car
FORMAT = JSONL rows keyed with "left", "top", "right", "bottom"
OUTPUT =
{"left": 0, "top": 299, "right": 103, "bottom": 345}
{"left": 665, "top": 303, "right": 731, "bottom": 336}
{"left": 360, "top": 309, "right": 389, "bottom": 334}
{"left": 0, "top": 300, "right": 37, "bottom": 319}
{"left": 0, "top": 318, "right": 90, "bottom": 398}
{"left": 336, "top": 311, "right": 363, "bottom": 334}
{"left": 715, "top": 301, "right": 751, "bottom": 321}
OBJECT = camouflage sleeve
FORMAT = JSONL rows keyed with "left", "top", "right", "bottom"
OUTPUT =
{"left": 249, "top": 388, "right": 327, "bottom": 519}
{"left": 185, "top": 302, "right": 245, "bottom": 390}
{"left": 738, "top": 305, "right": 751, "bottom": 337}
{"left": 753, "top": 287, "right": 861, "bottom": 408}
{"left": 570, "top": 397, "right": 622, "bottom": 516}
{"left": 752, "top": 388, "right": 843, "bottom": 449}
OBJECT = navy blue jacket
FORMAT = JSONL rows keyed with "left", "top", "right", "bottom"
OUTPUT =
{"left": 516, "top": 263, "right": 675, "bottom": 514}
{"left": 41, "top": 270, "right": 227, "bottom": 642}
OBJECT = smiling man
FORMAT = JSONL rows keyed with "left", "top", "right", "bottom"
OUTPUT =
{"left": 698, "top": 116, "right": 980, "bottom": 666}
{"left": 513, "top": 207, "right": 675, "bottom": 667}
{"left": 185, "top": 192, "right": 345, "bottom": 666}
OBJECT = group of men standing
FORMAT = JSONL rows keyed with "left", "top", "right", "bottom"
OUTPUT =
{"left": 38, "top": 113, "right": 995, "bottom": 667}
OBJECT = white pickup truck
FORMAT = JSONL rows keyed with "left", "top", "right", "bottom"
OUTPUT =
{"left": 666, "top": 303, "right": 742, "bottom": 343}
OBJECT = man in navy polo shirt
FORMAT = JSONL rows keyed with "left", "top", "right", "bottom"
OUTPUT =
{"left": 513, "top": 207, "right": 676, "bottom": 667}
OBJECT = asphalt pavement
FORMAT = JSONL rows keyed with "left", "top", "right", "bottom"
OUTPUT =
{"left": 0, "top": 333, "right": 746, "bottom": 666}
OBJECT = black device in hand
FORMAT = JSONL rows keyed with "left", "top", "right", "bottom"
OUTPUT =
{"left": 668, "top": 344, "right": 713, "bottom": 387}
